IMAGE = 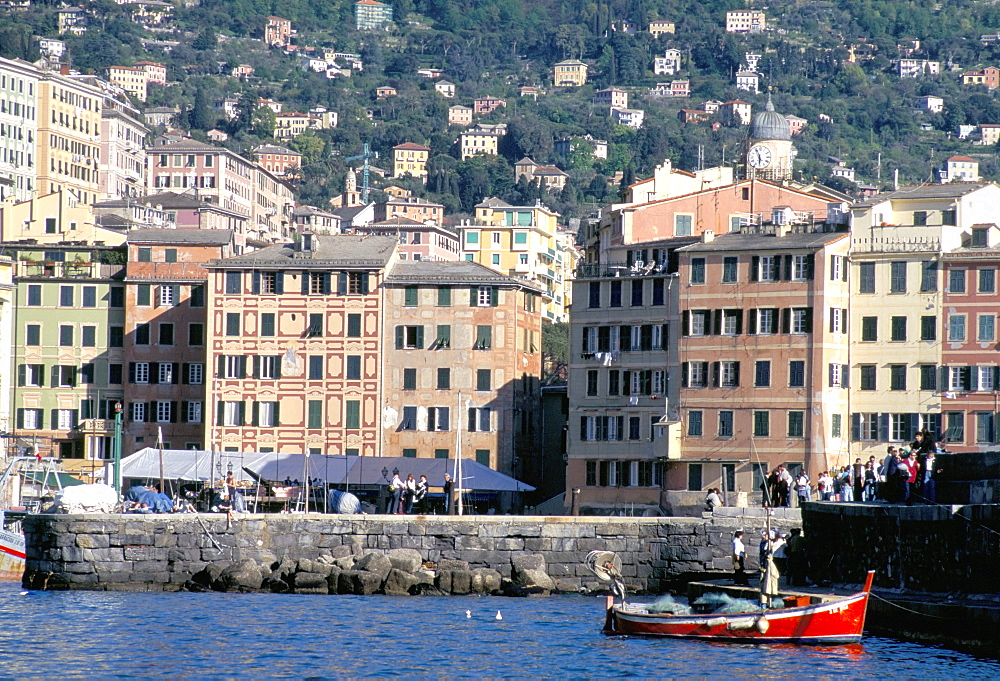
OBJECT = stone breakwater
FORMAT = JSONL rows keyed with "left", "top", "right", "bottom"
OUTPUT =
{"left": 22, "top": 510, "right": 801, "bottom": 594}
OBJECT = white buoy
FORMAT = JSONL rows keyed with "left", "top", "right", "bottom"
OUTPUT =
{"left": 495, "top": 610, "right": 502, "bottom": 620}
{"left": 466, "top": 610, "right": 472, "bottom": 618}
{"left": 19, "top": 591, "right": 29, "bottom": 596}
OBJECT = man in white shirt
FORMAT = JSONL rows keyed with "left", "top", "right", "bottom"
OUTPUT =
{"left": 731, "top": 531, "right": 748, "bottom": 585}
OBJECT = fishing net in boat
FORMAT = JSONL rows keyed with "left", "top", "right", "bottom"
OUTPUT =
{"left": 692, "top": 593, "right": 762, "bottom": 615}
{"left": 646, "top": 595, "right": 692, "bottom": 615}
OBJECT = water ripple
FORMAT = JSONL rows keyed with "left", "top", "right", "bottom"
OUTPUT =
{"left": 1, "top": 583, "right": 999, "bottom": 677}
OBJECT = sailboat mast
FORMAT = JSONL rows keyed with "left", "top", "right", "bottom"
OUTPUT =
{"left": 455, "top": 391, "right": 464, "bottom": 516}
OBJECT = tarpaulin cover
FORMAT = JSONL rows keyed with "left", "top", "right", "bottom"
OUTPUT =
{"left": 113, "top": 449, "right": 535, "bottom": 492}
{"left": 124, "top": 485, "right": 174, "bottom": 513}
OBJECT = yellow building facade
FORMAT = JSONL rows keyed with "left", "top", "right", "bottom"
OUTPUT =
{"left": 36, "top": 72, "right": 103, "bottom": 206}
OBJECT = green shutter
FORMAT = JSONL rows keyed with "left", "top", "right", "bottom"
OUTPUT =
{"left": 395, "top": 325, "right": 404, "bottom": 349}
{"left": 437, "top": 286, "right": 451, "bottom": 306}
{"left": 415, "top": 326, "right": 424, "bottom": 349}
{"left": 490, "top": 287, "right": 498, "bottom": 306}
{"left": 437, "top": 325, "right": 451, "bottom": 348}
{"left": 469, "top": 286, "right": 477, "bottom": 306}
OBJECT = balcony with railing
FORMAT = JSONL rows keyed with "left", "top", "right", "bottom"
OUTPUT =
{"left": 576, "top": 260, "right": 671, "bottom": 279}
{"left": 16, "top": 260, "right": 126, "bottom": 280}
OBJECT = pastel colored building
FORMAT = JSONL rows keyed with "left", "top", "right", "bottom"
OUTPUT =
{"left": 448, "top": 105, "right": 473, "bottom": 127}
{"left": 0, "top": 57, "right": 40, "bottom": 202}
{"left": 254, "top": 144, "right": 303, "bottom": 177}
{"left": 726, "top": 10, "right": 765, "bottom": 33}
{"left": 553, "top": 60, "right": 588, "bottom": 87}
{"left": 374, "top": 196, "right": 444, "bottom": 225}
{"left": 36, "top": 70, "right": 103, "bottom": 205}
{"left": 355, "top": 0, "right": 393, "bottom": 30}
{"left": 594, "top": 87, "right": 628, "bottom": 109}
{"left": 100, "top": 105, "right": 149, "bottom": 201}
{"left": 264, "top": 16, "right": 292, "bottom": 48}
{"left": 474, "top": 96, "right": 506, "bottom": 116}
{"left": 355, "top": 216, "right": 460, "bottom": 261}
{"left": 392, "top": 143, "right": 430, "bottom": 181}
{"left": 105, "top": 66, "right": 148, "bottom": 102}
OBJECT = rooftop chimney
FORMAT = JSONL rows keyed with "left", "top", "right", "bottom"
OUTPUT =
{"left": 701, "top": 230, "right": 715, "bottom": 243}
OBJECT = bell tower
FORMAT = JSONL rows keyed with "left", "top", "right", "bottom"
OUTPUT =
{"left": 343, "top": 167, "right": 361, "bottom": 207}
{"left": 741, "top": 95, "right": 796, "bottom": 182}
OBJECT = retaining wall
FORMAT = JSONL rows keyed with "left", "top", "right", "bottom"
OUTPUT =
{"left": 21, "top": 509, "right": 801, "bottom": 593}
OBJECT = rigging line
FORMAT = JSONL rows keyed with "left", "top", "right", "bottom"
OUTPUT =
{"left": 867, "top": 592, "right": 965, "bottom": 620}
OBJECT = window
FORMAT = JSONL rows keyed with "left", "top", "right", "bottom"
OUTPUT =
{"left": 690, "top": 258, "right": 706, "bottom": 284}
{"left": 921, "top": 316, "right": 937, "bottom": 341}
{"left": 187, "top": 323, "right": 204, "bottom": 346}
{"left": 26, "top": 284, "right": 41, "bottom": 306}
{"left": 134, "top": 323, "right": 150, "bottom": 345}
{"left": 891, "top": 316, "right": 906, "bottom": 342}
{"left": 688, "top": 310, "right": 709, "bottom": 336}
{"left": 722, "top": 310, "right": 741, "bottom": 335}
{"left": 688, "top": 410, "right": 703, "bottom": 437}
{"left": 307, "top": 400, "right": 323, "bottom": 428}
{"left": 308, "top": 356, "right": 323, "bottom": 380}
{"left": 753, "top": 411, "right": 770, "bottom": 437}
{"left": 156, "top": 401, "right": 172, "bottom": 424}
{"left": 138, "top": 247, "right": 152, "bottom": 262}
{"left": 977, "top": 413, "right": 995, "bottom": 444}
{"left": 945, "top": 412, "right": 964, "bottom": 442}
{"left": 187, "top": 402, "right": 203, "bottom": 424}
{"left": 158, "top": 363, "right": 173, "bottom": 384}
{"left": 973, "top": 228, "right": 990, "bottom": 248}
{"left": 403, "top": 368, "right": 417, "bottom": 390}
{"left": 756, "top": 309, "right": 777, "bottom": 335}
{"left": 788, "top": 361, "right": 805, "bottom": 388}
{"left": 165, "top": 248, "right": 177, "bottom": 263}
{"left": 339, "top": 355, "right": 359, "bottom": 381}
{"left": 980, "top": 269, "right": 996, "bottom": 294}
{"left": 890, "top": 262, "right": 906, "bottom": 293}
{"left": 475, "top": 325, "right": 492, "bottom": 350}
{"left": 630, "top": 280, "right": 643, "bottom": 306}
{"left": 720, "top": 361, "right": 739, "bottom": 388}
{"left": 307, "top": 314, "right": 323, "bottom": 337}
{"left": 587, "top": 370, "right": 598, "bottom": 396}
{"left": 159, "top": 285, "right": 174, "bottom": 306}
{"left": 830, "top": 255, "right": 844, "bottom": 281}
{"left": 258, "top": 356, "right": 278, "bottom": 380}
{"left": 137, "top": 284, "right": 151, "bottom": 306}
{"left": 427, "top": 406, "right": 450, "bottom": 432}
{"left": 948, "top": 366, "right": 967, "bottom": 392}
{"left": 26, "top": 324, "right": 40, "bottom": 346}
{"left": 347, "top": 314, "right": 361, "bottom": 337}
{"left": 685, "top": 362, "right": 708, "bottom": 388}
{"left": 434, "top": 324, "right": 451, "bottom": 349}
{"left": 920, "top": 364, "right": 937, "bottom": 391}
{"left": 225, "top": 271, "right": 241, "bottom": 294}
{"left": 675, "top": 214, "right": 693, "bottom": 236}
{"left": 45, "top": 218, "right": 56, "bottom": 234}
{"left": 404, "top": 286, "right": 418, "bottom": 307}
{"left": 829, "top": 363, "right": 848, "bottom": 388}
{"left": 159, "top": 323, "right": 174, "bottom": 346}
{"left": 754, "top": 361, "right": 771, "bottom": 387}
{"left": 890, "top": 364, "right": 907, "bottom": 391}
{"left": 476, "top": 369, "right": 491, "bottom": 391}
{"left": 226, "top": 313, "right": 241, "bottom": 336}
{"left": 589, "top": 281, "right": 600, "bottom": 308}
{"left": 722, "top": 257, "right": 738, "bottom": 283}
{"left": 791, "top": 308, "right": 811, "bottom": 334}
{"left": 609, "top": 281, "right": 622, "bottom": 307}
{"left": 257, "top": 313, "right": 275, "bottom": 337}
{"left": 787, "top": 411, "right": 804, "bottom": 437}
{"left": 949, "top": 269, "right": 966, "bottom": 293}
{"left": 82, "top": 286, "right": 96, "bottom": 307}
{"left": 437, "top": 287, "right": 451, "bottom": 307}
{"left": 979, "top": 315, "right": 996, "bottom": 342}
{"left": 190, "top": 285, "right": 205, "bottom": 307}
{"left": 920, "top": 261, "right": 937, "bottom": 292}
{"left": 59, "top": 286, "right": 73, "bottom": 307}
{"left": 473, "top": 285, "right": 495, "bottom": 307}
{"left": 185, "top": 363, "right": 203, "bottom": 385}
{"left": 860, "top": 365, "right": 876, "bottom": 391}
{"left": 59, "top": 325, "right": 73, "bottom": 347}
{"left": 791, "top": 255, "right": 811, "bottom": 281}
{"left": 718, "top": 410, "right": 734, "bottom": 437}
{"left": 758, "top": 255, "right": 777, "bottom": 282}
{"left": 829, "top": 308, "right": 846, "bottom": 334}
{"left": 687, "top": 463, "right": 703, "bottom": 491}
{"left": 134, "top": 362, "right": 150, "bottom": 384}
{"left": 469, "top": 407, "right": 492, "bottom": 432}
{"left": 859, "top": 262, "right": 875, "bottom": 293}
{"left": 222, "top": 355, "right": 245, "bottom": 379}
{"left": 131, "top": 402, "right": 146, "bottom": 423}
{"left": 980, "top": 366, "right": 995, "bottom": 391}
{"left": 861, "top": 317, "right": 877, "bottom": 341}
{"left": 223, "top": 401, "right": 244, "bottom": 427}
{"left": 913, "top": 210, "right": 927, "bottom": 226}
{"left": 832, "top": 414, "right": 842, "bottom": 439}
{"left": 437, "top": 368, "right": 451, "bottom": 390}
{"left": 948, "top": 315, "right": 966, "bottom": 342}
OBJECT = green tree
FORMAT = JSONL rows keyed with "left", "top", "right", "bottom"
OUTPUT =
{"left": 541, "top": 322, "right": 569, "bottom": 384}
{"left": 250, "top": 107, "right": 277, "bottom": 139}
{"left": 192, "top": 28, "right": 217, "bottom": 51}
{"left": 289, "top": 133, "right": 326, "bottom": 166}
{"left": 189, "top": 88, "right": 214, "bottom": 131}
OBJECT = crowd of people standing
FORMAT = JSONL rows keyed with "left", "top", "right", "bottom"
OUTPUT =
{"left": 761, "top": 431, "right": 944, "bottom": 507}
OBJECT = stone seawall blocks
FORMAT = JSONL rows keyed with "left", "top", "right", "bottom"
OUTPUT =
{"left": 22, "top": 514, "right": 803, "bottom": 594}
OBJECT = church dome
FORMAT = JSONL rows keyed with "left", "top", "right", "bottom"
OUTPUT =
{"left": 750, "top": 96, "right": 791, "bottom": 141}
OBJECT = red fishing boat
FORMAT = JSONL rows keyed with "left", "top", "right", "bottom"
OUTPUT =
{"left": 588, "top": 551, "right": 874, "bottom": 645}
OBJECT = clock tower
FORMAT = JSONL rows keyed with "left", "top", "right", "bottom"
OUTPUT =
{"left": 741, "top": 95, "right": 796, "bottom": 182}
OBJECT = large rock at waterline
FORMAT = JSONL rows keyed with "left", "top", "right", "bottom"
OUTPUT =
{"left": 217, "top": 560, "right": 263, "bottom": 592}
{"left": 437, "top": 558, "right": 469, "bottom": 571}
{"left": 387, "top": 548, "right": 423, "bottom": 574}
{"left": 471, "top": 568, "right": 503, "bottom": 594}
{"left": 192, "top": 563, "right": 226, "bottom": 589}
{"left": 292, "top": 571, "right": 329, "bottom": 594}
{"left": 354, "top": 552, "right": 392, "bottom": 581}
{"left": 383, "top": 568, "right": 419, "bottom": 595}
{"left": 510, "top": 553, "right": 555, "bottom": 593}
{"left": 337, "top": 570, "right": 382, "bottom": 595}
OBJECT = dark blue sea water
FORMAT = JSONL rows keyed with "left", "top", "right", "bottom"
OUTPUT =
{"left": 1, "top": 583, "right": 998, "bottom": 678}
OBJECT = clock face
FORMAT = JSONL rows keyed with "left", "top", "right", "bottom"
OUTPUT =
{"left": 748, "top": 145, "right": 772, "bottom": 169}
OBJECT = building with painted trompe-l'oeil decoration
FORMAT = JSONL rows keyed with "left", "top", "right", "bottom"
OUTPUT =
{"left": 202, "top": 234, "right": 543, "bottom": 481}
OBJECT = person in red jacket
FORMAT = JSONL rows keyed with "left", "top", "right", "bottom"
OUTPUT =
{"left": 902, "top": 451, "right": 921, "bottom": 505}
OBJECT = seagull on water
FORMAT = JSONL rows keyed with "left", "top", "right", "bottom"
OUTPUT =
{"left": 495, "top": 610, "right": 502, "bottom": 621}
{"left": 466, "top": 610, "right": 472, "bottom": 618}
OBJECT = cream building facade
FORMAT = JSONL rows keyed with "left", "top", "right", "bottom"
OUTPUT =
{"left": 0, "top": 58, "right": 40, "bottom": 203}
{"left": 36, "top": 71, "right": 103, "bottom": 206}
